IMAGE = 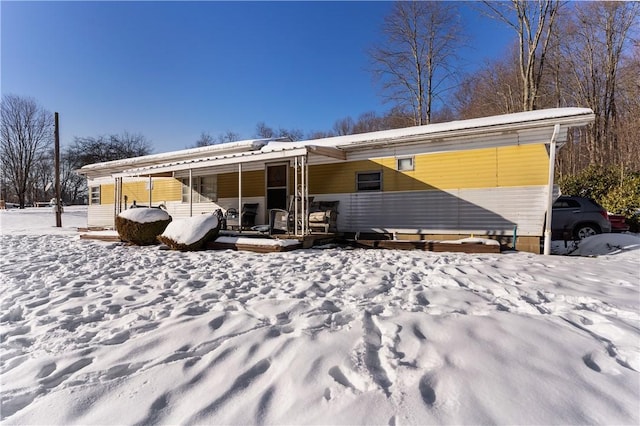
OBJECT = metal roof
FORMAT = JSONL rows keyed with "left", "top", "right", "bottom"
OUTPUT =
{"left": 80, "top": 108, "right": 595, "bottom": 179}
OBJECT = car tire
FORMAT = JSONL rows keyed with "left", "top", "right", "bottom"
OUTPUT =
{"left": 574, "top": 224, "right": 601, "bottom": 240}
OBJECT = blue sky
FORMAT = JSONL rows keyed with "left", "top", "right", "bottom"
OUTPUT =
{"left": 2, "top": 1, "right": 513, "bottom": 153}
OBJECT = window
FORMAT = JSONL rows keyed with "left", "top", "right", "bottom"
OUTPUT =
{"left": 356, "top": 171, "right": 382, "bottom": 191}
{"left": 396, "top": 157, "right": 414, "bottom": 171}
{"left": 553, "top": 199, "right": 580, "bottom": 209}
{"left": 90, "top": 186, "right": 100, "bottom": 205}
{"left": 181, "top": 176, "right": 217, "bottom": 203}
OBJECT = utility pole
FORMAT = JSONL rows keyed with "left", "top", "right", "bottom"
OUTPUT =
{"left": 54, "top": 112, "right": 62, "bottom": 227}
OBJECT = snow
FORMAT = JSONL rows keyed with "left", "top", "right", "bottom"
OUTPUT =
{"left": 1, "top": 206, "right": 639, "bottom": 425}
{"left": 215, "top": 236, "right": 301, "bottom": 247}
{"left": 440, "top": 237, "right": 500, "bottom": 246}
{"left": 118, "top": 207, "right": 170, "bottom": 224}
{"left": 78, "top": 139, "right": 271, "bottom": 176}
{"left": 160, "top": 214, "right": 219, "bottom": 246}
{"left": 570, "top": 233, "right": 640, "bottom": 257}
{"left": 262, "top": 107, "right": 594, "bottom": 152}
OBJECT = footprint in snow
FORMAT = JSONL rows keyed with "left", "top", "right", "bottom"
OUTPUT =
{"left": 419, "top": 373, "right": 437, "bottom": 406}
{"left": 328, "top": 366, "right": 357, "bottom": 391}
{"left": 582, "top": 353, "right": 601, "bottom": 372}
{"left": 208, "top": 314, "right": 225, "bottom": 330}
{"left": 39, "top": 358, "right": 93, "bottom": 389}
{"left": 102, "top": 330, "right": 130, "bottom": 345}
{"left": 35, "top": 362, "right": 57, "bottom": 379}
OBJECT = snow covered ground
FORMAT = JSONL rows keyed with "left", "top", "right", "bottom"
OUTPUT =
{"left": 1, "top": 206, "right": 639, "bottom": 425}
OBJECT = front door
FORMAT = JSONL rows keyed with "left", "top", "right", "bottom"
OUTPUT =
{"left": 266, "top": 163, "right": 288, "bottom": 212}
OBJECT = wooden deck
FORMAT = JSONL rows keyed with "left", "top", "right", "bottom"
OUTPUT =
{"left": 205, "top": 240, "right": 301, "bottom": 253}
{"left": 77, "top": 230, "right": 501, "bottom": 254}
{"left": 354, "top": 239, "right": 501, "bottom": 253}
{"left": 78, "top": 229, "right": 337, "bottom": 253}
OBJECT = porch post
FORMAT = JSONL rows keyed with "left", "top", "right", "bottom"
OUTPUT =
{"left": 305, "top": 154, "right": 309, "bottom": 235}
{"left": 189, "top": 169, "right": 193, "bottom": 217}
{"left": 543, "top": 124, "right": 560, "bottom": 255}
{"left": 148, "top": 175, "right": 152, "bottom": 207}
{"left": 294, "top": 157, "right": 299, "bottom": 235}
{"left": 113, "top": 177, "right": 120, "bottom": 222}
{"left": 301, "top": 155, "right": 307, "bottom": 235}
{"left": 238, "top": 163, "right": 242, "bottom": 229}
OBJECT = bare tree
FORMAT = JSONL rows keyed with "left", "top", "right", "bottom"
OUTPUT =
{"left": 68, "top": 132, "right": 152, "bottom": 167}
{"left": 369, "top": 1, "right": 464, "bottom": 125}
{"left": 0, "top": 95, "right": 53, "bottom": 208}
{"left": 255, "top": 122, "right": 274, "bottom": 139}
{"left": 482, "top": 0, "right": 561, "bottom": 111}
{"left": 60, "top": 147, "right": 87, "bottom": 204}
{"left": 555, "top": 1, "right": 639, "bottom": 168}
{"left": 333, "top": 117, "right": 355, "bottom": 136}
{"left": 191, "top": 131, "right": 240, "bottom": 148}
{"left": 453, "top": 51, "right": 523, "bottom": 118}
{"left": 193, "top": 132, "right": 216, "bottom": 147}
{"left": 254, "top": 122, "right": 303, "bottom": 141}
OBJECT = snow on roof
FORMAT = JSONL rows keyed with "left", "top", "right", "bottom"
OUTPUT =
{"left": 77, "top": 138, "right": 278, "bottom": 175}
{"left": 262, "top": 107, "right": 594, "bottom": 152}
{"left": 80, "top": 108, "right": 594, "bottom": 178}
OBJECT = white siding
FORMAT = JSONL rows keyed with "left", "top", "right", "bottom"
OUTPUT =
{"left": 87, "top": 204, "right": 116, "bottom": 228}
{"left": 313, "top": 185, "right": 555, "bottom": 237}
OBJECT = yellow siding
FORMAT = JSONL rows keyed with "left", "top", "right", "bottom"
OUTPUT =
{"left": 98, "top": 178, "right": 181, "bottom": 205}
{"left": 497, "top": 144, "right": 549, "bottom": 186}
{"left": 218, "top": 170, "right": 265, "bottom": 198}
{"left": 309, "top": 144, "right": 549, "bottom": 193}
{"left": 96, "top": 145, "right": 549, "bottom": 203}
{"left": 101, "top": 184, "right": 114, "bottom": 204}
{"left": 310, "top": 161, "right": 381, "bottom": 194}
{"left": 121, "top": 178, "right": 182, "bottom": 204}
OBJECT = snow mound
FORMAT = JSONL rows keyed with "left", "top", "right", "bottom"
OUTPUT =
{"left": 118, "top": 207, "right": 170, "bottom": 223}
{"left": 158, "top": 214, "right": 220, "bottom": 250}
{"left": 571, "top": 233, "right": 640, "bottom": 257}
{"left": 116, "top": 208, "right": 172, "bottom": 245}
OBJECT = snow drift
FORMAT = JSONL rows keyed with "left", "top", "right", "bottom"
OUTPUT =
{"left": 0, "top": 207, "right": 638, "bottom": 425}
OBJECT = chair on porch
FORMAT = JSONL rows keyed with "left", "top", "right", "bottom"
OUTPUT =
{"left": 225, "top": 203, "right": 260, "bottom": 231}
{"left": 269, "top": 208, "right": 290, "bottom": 235}
{"left": 308, "top": 201, "right": 339, "bottom": 233}
{"left": 241, "top": 203, "right": 259, "bottom": 229}
{"left": 268, "top": 195, "right": 316, "bottom": 235}
{"left": 224, "top": 208, "right": 239, "bottom": 230}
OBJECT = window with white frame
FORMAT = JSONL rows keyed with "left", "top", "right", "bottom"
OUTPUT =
{"left": 396, "top": 156, "right": 414, "bottom": 171}
{"left": 181, "top": 175, "right": 217, "bottom": 203}
{"left": 356, "top": 171, "right": 382, "bottom": 191}
{"left": 90, "top": 186, "right": 100, "bottom": 205}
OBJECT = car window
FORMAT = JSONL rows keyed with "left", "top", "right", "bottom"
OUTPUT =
{"left": 567, "top": 200, "right": 581, "bottom": 208}
{"left": 553, "top": 200, "right": 569, "bottom": 208}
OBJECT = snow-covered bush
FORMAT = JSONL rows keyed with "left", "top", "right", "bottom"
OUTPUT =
{"left": 157, "top": 214, "right": 220, "bottom": 251}
{"left": 116, "top": 208, "right": 172, "bottom": 245}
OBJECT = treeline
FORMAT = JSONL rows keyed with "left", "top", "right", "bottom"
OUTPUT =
{"left": 199, "top": 1, "right": 639, "bottom": 178}
{"left": 0, "top": 96, "right": 151, "bottom": 207}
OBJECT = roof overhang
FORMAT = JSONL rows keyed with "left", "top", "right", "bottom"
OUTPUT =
{"left": 334, "top": 110, "right": 595, "bottom": 153}
{"left": 80, "top": 108, "right": 594, "bottom": 180}
{"left": 113, "top": 146, "right": 312, "bottom": 178}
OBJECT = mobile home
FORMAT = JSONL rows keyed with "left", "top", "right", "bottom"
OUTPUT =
{"left": 78, "top": 108, "right": 595, "bottom": 253}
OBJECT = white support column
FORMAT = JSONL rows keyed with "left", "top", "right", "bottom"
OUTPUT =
{"left": 305, "top": 155, "right": 309, "bottom": 235}
{"left": 148, "top": 175, "right": 152, "bottom": 207}
{"left": 113, "top": 177, "right": 120, "bottom": 221}
{"left": 543, "top": 124, "right": 561, "bottom": 255}
{"left": 238, "top": 163, "right": 242, "bottom": 229}
{"left": 188, "top": 169, "right": 193, "bottom": 217}
{"left": 294, "top": 157, "right": 299, "bottom": 235}
{"left": 301, "top": 155, "right": 307, "bottom": 235}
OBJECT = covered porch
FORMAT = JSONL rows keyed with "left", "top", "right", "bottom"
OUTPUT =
{"left": 111, "top": 143, "right": 346, "bottom": 238}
